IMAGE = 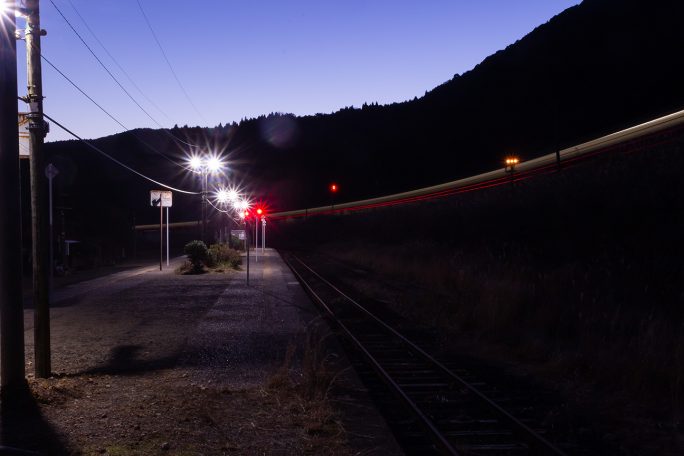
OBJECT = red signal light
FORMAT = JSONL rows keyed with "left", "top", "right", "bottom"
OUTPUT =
{"left": 243, "top": 210, "right": 250, "bottom": 219}
{"left": 330, "top": 183, "right": 338, "bottom": 193}
{"left": 256, "top": 208, "right": 263, "bottom": 215}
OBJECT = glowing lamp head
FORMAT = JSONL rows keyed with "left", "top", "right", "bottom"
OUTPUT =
{"left": 236, "top": 199, "right": 249, "bottom": 211}
{"left": 330, "top": 183, "right": 338, "bottom": 193}
{"left": 207, "top": 155, "right": 223, "bottom": 173}
{"left": 227, "top": 189, "right": 239, "bottom": 202}
{"left": 256, "top": 208, "right": 263, "bottom": 216}
{"left": 242, "top": 210, "right": 250, "bottom": 219}
{"left": 216, "top": 189, "right": 229, "bottom": 204}
{"left": 188, "top": 155, "right": 203, "bottom": 171}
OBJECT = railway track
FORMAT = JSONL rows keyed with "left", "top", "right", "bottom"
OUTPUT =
{"left": 283, "top": 252, "right": 577, "bottom": 456}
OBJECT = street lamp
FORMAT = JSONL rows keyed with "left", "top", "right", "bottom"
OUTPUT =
{"left": 214, "top": 186, "right": 244, "bottom": 246}
{"left": 187, "top": 153, "right": 224, "bottom": 243}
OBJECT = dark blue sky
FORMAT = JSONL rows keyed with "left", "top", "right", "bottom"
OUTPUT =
{"left": 14, "top": 0, "right": 580, "bottom": 141}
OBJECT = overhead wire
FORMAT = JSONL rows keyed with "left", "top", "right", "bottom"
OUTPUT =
{"left": 42, "top": 111, "right": 200, "bottom": 195}
{"left": 135, "top": 0, "right": 207, "bottom": 124}
{"left": 47, "top": 0, "right": 201, "bottom": 151}
{"left": 39, "top": 51, "right": 186, "bottom": 167}
{"left": 40, "top": 53, "right": 129, "bottom": 132}
{"left": 48, "top": 0, "right": 165, "bottom": 129}
{"left": 65, "top": 0, "right": 175, "bottom": 125}
{"left": 206, "top": 198, "right": 243, "bottom": 223}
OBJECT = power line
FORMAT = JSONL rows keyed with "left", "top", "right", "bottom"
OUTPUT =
{"left": 39, "top": 51, "right": 184, "bottom": 167}
{"left": 135, "top": 0, "right": 207, "bottom": 124}
{"left": 40, "top": 53, "right": 128, "bottom": 131}
{"left": 47, "top": 0, "right": 200, "bottom": 151}
{"left": 42, "top": 111, "right": 200, "bottom": 195}
{"left": 48, "top": 0, "right": 166, "bottom": 128}
{"left": 65, "top": 0, "right": 175, "bottom": 125}
{"left": 206, "top": 198, "right": 243, "bottom": 223}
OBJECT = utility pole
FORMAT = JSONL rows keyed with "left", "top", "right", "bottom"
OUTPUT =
{"left": 25, "top": 0, "right": 51, "bottom": 378}
{"left": 0, "top": 4, "right": 26, "bottom": 389}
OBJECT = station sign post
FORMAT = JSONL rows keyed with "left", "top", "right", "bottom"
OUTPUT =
{"left": 150, "top": 190, "right": 172, "bottom": 270}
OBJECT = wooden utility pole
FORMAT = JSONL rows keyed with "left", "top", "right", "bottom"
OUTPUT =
{"left": 0, "top": 4, "right": 27, "bottom": 389}
{"left": 25, "top": 0, "right": 51, "bottom": 378}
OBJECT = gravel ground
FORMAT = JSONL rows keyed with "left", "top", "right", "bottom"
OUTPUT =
{"left": 0, "top": 250, "right": 401, "bottom": 455}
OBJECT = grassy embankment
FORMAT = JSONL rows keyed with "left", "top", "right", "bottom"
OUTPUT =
{"left": 281, "top": 133, "right": 684, "bottom": 427}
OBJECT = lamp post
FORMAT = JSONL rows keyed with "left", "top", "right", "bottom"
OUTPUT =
{"left": 188, "top": 154, "right": 224, "bottom": 244}
{"left": 216, "top": 187, "right": 241, "bottom": 247}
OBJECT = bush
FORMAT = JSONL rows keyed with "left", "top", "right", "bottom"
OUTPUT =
{"left": 207, "top": 243, "right": 242, "bottom": 270}
{"left": 184, "top": 240, "right": 208, "bottom": 272}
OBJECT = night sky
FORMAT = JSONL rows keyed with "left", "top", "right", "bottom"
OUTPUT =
{"left": 13, "top": 0, "right": 580, "bottom": 142}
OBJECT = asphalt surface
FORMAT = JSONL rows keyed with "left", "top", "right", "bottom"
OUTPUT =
{"left": 178, "top": 249, "right": 322, "bottom": 387}
{"left": 15, "top": 249, "right": 319, "bottom": 386}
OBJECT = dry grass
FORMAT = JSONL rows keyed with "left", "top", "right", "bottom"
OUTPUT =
{"left": 24, "top": 326, "right": 353, "bottom": 455}
{"left": 322, "top": 238, "right": 684, "bottom": 430}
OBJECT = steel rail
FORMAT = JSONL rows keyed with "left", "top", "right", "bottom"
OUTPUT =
{"left": 290, "top": 253, "right": 568, "bottom": 456}
{"left": 283, "top": 253, "right": 461, "bottom": 455}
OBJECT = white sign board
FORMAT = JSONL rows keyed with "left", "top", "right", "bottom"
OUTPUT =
{"left": 231, "top": 230, "right": 246, "bottom": 240}
{"left": 150, "top": 190, "right": 173, "bottom": 207}
{"left": 19, "top": 113, "right": 30, "bottom": 158}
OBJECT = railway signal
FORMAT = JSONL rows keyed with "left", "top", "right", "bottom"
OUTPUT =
{"left": 504, "top": 156, "right": 520, "bottom": 173}
{"left": 330, "top": 183, "right": 339, "bottom": 210}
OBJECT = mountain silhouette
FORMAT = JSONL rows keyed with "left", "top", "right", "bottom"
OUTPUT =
{"left": 42, "top": 0, "right": 684, "bottom": 252}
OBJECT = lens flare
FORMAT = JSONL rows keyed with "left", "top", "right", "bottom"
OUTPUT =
{"left": 207, "top": 155, "right": 223, "bottom": 173}
{"left": 188, "top": 155, "right": 202, "bottom": 170}
{"left": 216, "top": 189, "right": 229, "bottom": 204}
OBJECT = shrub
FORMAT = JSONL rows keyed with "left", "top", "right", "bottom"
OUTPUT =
{"left": 207, "top": 243, "right": 242, "bottom": 269}
{"left": 184, "top": 240, "right": 208, "bottom": 272}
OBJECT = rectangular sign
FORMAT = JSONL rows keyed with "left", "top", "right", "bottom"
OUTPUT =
{"left": 150, "top": 190, "right": 172, "bottom": 207}
{"left": 19, "top": 113, "right": 30, "bottom": 158}
{"left": 231, "top": 230, "right": 246, "bottom": 240}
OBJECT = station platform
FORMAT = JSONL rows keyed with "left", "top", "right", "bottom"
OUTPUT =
{"left": 1, "top": 247, "right": 402, "bottom": 454}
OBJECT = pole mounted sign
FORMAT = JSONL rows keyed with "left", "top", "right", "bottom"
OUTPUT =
{"left": 150, "top": 190, "right": 172, "bottom": 207}
{"left": 150, "top": 190, "right": 173, "bottom": 271}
